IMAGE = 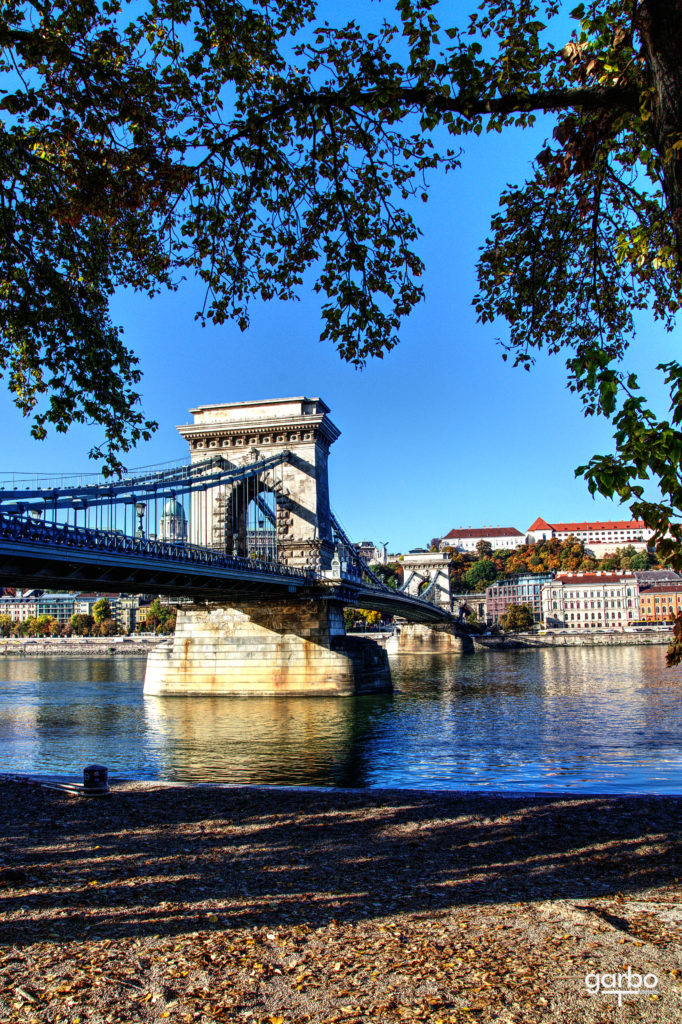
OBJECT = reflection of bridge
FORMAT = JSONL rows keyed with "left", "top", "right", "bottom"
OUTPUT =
{"left": 0, "top": 398, "right": 467, "bottom": 695}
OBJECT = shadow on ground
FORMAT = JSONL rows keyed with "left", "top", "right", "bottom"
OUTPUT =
{"left": 0, "top": 781, "right": 679, "bottom": 945}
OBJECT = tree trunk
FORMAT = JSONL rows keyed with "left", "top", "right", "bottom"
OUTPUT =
{"left": 637, "top": 0, "right": 682, "bottom": 264}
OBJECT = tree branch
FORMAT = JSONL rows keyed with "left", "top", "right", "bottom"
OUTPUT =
{"left": 207, "top": 81, "right": 640, "bottom": 162}
{"left": 367, "top": 83, "right": 640, "bottom": 117}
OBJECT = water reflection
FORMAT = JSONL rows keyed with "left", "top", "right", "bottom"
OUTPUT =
{"left": 0, "top": 647, "right": 681, "bottom": 791}
{"left": 143, "top": 692, "right": 394, "bottom": 786}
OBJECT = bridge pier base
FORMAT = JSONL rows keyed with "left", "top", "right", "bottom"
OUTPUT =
{"left": 392, "top": 620, "right": 473, "bottom": 654}
{"left": 144, "top": 600, "right": 392, "bottom": 697}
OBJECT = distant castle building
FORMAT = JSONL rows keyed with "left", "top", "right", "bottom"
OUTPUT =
{"left": 158, "top": 498, "right": 187, "bottom": 542}
{"left": 439, "top": 518, "right": 657, "bottom": 557}
{"left": 440, "top": 526, "right": 526, "bottom": 553}
{"left": 527, "top": 517, "right": 654, "bottom": 555}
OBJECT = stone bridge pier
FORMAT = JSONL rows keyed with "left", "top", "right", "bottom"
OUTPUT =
{"left": 391, "top": 620, "right": 473, "bottom": 654}
{"left": 144, "top": 397, "right": 391, "bottom": 696}
{"left": 145, "top": 597, "right": 391, "bottom": 696}
{"left": 391, "top": 552, "right": 473, "bottom": 653}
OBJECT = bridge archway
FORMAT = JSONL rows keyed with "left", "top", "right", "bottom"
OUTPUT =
{"left": 217, "top": 477, "right": 281, "bottom": 560}
{"left": 400, "top": 552, "right": 453, "bottom": 611}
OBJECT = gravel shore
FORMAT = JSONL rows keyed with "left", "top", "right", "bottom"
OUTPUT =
{"left": 0, "top": 780, "right": 680, "bottom": 1023}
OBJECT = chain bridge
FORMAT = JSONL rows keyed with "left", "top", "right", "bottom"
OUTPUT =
{"left": 0, "top": 398, "right": 467, "bottom": 695}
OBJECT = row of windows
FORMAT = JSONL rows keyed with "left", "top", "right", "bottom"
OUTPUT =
{"left": 572, "top": 589, "right": 633, "bottom": 597}
{"left": 495, "top": 586, "right": 541, "bottom": 595}
{"left": 556, "top": 532, "right": 644, "bottom": 539}
{"left": 562, "top": 611, "right": 626, "bottom": 620}
{"left": 549, "top": 588, "right": 635, "bottom": 598}
{"left": 553, "top": 600, "right": 633, "bottom": 609}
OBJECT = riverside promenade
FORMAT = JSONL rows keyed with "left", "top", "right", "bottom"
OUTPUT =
{"left": 0, "top": 778, "right": 680, "bottom": 1023}
{"left": 474, "top": 628, "right": 674, "bottom": 651}
{"left": 0, "top": 636, "right": 163, "bottom": 657}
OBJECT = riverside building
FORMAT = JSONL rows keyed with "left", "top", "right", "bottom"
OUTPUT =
{"left": 0, "top": 590, "right": 149, "bottom": 631}
{"left": 0, "top": 590, "right": 76, "bottom": 626}
{"left": 637, "top": 582, "right": 682, "bottom": 623}
{"left": 485, "top": 573, "right": 554, "bottom": 624}
{"left": 541, "top": 571, "right": 640, "bottom": 628}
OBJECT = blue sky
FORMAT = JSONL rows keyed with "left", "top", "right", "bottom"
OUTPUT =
{"left": 2, "top": 8, "right": 678, "bottom": 552}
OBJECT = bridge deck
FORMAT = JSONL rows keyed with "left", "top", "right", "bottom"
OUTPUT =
{"left": 0, "top": 515, "right": 459, "bottom": 623}
{"left": 0, "top": 516, "right": 310, "bottom": 598}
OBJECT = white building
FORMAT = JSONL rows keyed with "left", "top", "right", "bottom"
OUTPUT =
{"left": 439, "top": 526, "right": 526, "bottom": 553}
{"left": 0, "top": 591, "right": 149, "bottom": 631}
{"left": 527, "top": 517, "right": 654, "bottom": 555}
{"left": 0, "top": 591, "right": 75, "bottom": 625}
{"left": 355, "top": 541, "right": 387, "bottom": 565}
{"left": 541, "top": 571, "right": 640, "bottom": 628}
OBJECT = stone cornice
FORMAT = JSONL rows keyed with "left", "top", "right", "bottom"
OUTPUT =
{"left": 177, "top": 413, "right": 341, "bottom": 451}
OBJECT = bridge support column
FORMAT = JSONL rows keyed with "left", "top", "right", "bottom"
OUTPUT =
{"left": 144, "top": 600, "right": 392, "bottom": 696}
{"left": 392, "top": 620, "right": 473, "bottom": 654}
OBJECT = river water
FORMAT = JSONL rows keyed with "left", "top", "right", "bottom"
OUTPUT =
{"left": 0, "top": 645, "right": 681, "bottom": 792}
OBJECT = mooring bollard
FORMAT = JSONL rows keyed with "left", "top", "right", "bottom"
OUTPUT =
{"left": 83, "top": 764, "right": 109, "bottom": 795}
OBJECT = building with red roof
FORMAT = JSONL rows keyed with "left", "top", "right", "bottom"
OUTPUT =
{"left": 526, "top": 517, "right": 654, "bottom": 555}
{"left": 638, "top": 581, "right": 682, "bottom": 623}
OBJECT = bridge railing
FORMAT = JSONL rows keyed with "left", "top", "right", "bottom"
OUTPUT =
{"left": 0, "top": 512, "right": 314, "bottom": 582}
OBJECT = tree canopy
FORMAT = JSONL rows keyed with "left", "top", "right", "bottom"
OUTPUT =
{"left": 92, "top": 596, "right": 111, "bottom": 623}
{"left": 464, "top": 557, "right": 499, "bottom": 591}
{"left": 3, "top": 0, "right": 682, "bottom": 536}
{"left": 499, "top": 602, "right": 535, "bottom": 632}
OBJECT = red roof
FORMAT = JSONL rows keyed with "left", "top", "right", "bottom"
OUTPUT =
{"left": 551, "top": 519, "right": 646, "bottom": 532}
{"left": 555, "top": 573, "right": 636, "bottom": 584}
{"left": 443, "top": 527, "right": 524, "bottom": 539}
{"left": 529, "top": 517, "right": 646, "bottom": 533}
{"left": 640, "top": 584, "right": 682, "bottom": 594}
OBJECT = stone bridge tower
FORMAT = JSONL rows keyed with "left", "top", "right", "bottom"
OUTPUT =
{"left": 400, "top": 551, "right": 453, "bottom": 611}
{"left": 145, "top": 396, "right": 392, "bottom": 698}
{"left": 177, "top": 397, "right": 339, "bottom": 572}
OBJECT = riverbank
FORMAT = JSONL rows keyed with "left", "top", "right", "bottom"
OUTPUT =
{"left": 0, "top": 636, "right": 163, "bottom": 657}
{"left": 0, "top": 629, "right": 670, "bottom": 658}
{"left": 352, "top": 627, "right": 674, "bottom": 651}
{"left": 0, "top": 779, "right": 679, "bottom": 1023}
{"left": 475, "top": 628, "right": 673, "bottom": 650}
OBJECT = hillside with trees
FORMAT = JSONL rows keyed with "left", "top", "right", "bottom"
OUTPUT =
{"left": 441, "top": 537, "right": 659, "bottom": 592}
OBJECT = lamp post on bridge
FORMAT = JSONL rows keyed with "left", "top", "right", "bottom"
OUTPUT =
{"left": 135, "top": 501, "right": 145, "bottom": 539}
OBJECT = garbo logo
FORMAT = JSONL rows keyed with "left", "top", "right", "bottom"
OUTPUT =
{"left": 585, "top": 969, "right": 659, "bottom": 1007}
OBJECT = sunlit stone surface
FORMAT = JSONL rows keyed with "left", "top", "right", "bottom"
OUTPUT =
{"left": 144, "top": 600, "right": 391, "bottom": 696}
